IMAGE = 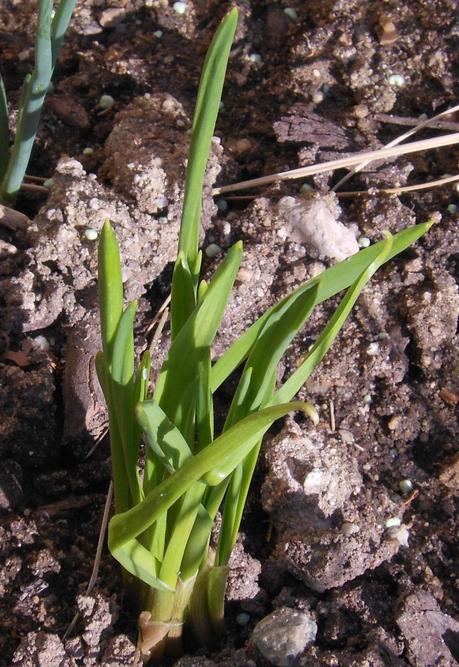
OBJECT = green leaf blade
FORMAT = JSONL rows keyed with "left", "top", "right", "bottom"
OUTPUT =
{"left": 98, "top": 221, "right": 124, "bottom": 360}
{"left": 178, "top": 9, "right": 238, "bottom": 274}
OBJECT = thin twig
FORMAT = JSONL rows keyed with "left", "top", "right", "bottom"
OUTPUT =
{"left": 19, "top": 182, "right": 49, "bottom": 194}
{"left": 84, "top": 426, "right": 109, "bottom": 460}
{"left": 149, "top": 307, "right": 169, "bottom": 356}
{"left": 375, "top": 112, "right": 459, "bottom": 133}
{"left": 335, "top": 173, "right": 459, "bottom": 197}
{"left": 0, "top": 204, "right": 30, "bottom": 230}
{"left": 146, "top": 293, "right": 171, "bottom": 334}
{"left": 333, "top": 103, "right": 459, "bottom": 191}
{"left": 329, "top": 399, "right": 335, "bottom": 432}
{"left": 23, "top": 174, "right": 48, "bottom": 183}
{"left": 213, "top": 132, "right": 459, "bottom": 195}
{"left": 63, "top": 480, "right": 113, "bottom": 640}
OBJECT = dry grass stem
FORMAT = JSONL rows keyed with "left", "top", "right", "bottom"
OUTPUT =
{"left": 333, "top": 103, "right": 459, "bottom": 191}
{"left": 375, "top": 112, "right": 459, "bottom": 133}
{"left": 336, "top": 173, "right": 459, "bottom": 198}
{"left": 213, "top": 131, "right": 459, "bottom": 195}
{"left": 19, "top": 182, "right": 49, "bottom": 194}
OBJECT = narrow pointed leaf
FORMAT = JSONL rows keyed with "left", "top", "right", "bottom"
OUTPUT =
{"left": 154, "top": 241, "right": 243, "bottom": 432}
{"left": 0, "top": 75, "right": 9, "bottom": 182}
{"left": 98, "top": 221, "right": 123, "bottom": 360}
{"left": 210, "top": 220, "right": 435, "bottom": 392}
{"left": 274, "top": 234, "right": 395, "bottom": 404}
{"left": 178, "top": 8, "right": 238, "bottom": 273}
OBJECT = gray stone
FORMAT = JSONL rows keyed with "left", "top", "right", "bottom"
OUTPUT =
{"left": 252, "top": 607, "right": 317, "bottom": 666}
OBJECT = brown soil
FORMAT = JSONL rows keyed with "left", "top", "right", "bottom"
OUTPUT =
{"left": 0, "top": 1, "right": 458, "bottom": 666}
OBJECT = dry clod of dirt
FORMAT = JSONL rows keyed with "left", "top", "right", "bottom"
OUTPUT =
{"left": 101, "top": 93, "right": 220, "bottom": 221}
{"left": 101, "top": 634, "right": 139, "bottom": 666}
{"left": 396, "top": 590, "right": 459, "bottom": 666}
{"left": 226, "top": 540, "right": 262, "bottom": 604}
{"left": 77, "top": 593, "right": 117, "bottom": 666}
{"left": 12, "top": 631, "right": 76, "bottom": 667}
{"left": 263, "top": 420, "right": 407, "bottom": 592}
{"left": 262, "top": 418, "right": 362, "bottom": 529}
{"left": 251, "top": 607, "right": 317, "bottom": 667}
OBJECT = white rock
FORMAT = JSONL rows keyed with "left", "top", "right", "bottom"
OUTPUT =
{"left": 278, "top": 194, "right": 359, "bottom": 262}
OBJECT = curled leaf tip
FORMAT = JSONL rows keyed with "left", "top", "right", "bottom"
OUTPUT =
{"left": 425, "top": 213, "right": 441, "bottom": 228}
{"left": 302, "top": 401, "right": 320, "bottom": 426}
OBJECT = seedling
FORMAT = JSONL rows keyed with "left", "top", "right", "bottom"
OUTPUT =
{"left": 0, "top": 0, "right": 77, "bottom": 205}
{"left": 97, "top": 9, "right": 433, "bottom": 662}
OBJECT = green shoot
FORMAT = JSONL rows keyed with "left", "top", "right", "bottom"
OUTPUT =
{"left": 96, "top": 8, "right": 434, "bottom": 661}
{"left": 0, "top": 0, "right": 77, "bottom": 205}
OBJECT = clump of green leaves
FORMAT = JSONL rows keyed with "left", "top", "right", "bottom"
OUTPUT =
{"left": 97, "top": 9, "right": 433, "bottom": 662}
{"left": 0, "top": 0, "right": 76, "bottom": 205}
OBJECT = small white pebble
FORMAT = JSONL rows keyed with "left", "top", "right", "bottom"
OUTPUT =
{"left": 99, "top": 94, "right": 115, "bottom": 109}
{"left": 83, "top": 147, "right": 94, "bottom": 156}
{"left": 358, "top": 236, "right": 371, "bottom": 248}
{"left": 388, "top": 415, "right": 401, "bottom": 431}
{"left": 32, "top": 335, "right": 49, "bottom": 352}
{"left": 312, "top": 91, "right": 324, "bottom": 104}
{"left": 387, "top": 525, "right": 410, "bottom": 547}
{"left": 388, "top": 74, "right": 405, "bottom": 87}
{"left": 378, "top": 331, "right": 390, "bottom": 340}
{"left": 300, "top": 182, "right": 313, "bottom": 193}
{"left": 85, "top": 229, "right": 98, "bottom": 241}
{"left": 341, "top": 521, "right": 360, "bottom": 535}
{"left": 236, "top": 612, "right": 251, "bottom": 626}
{"left": 284, "top": 7, "right": 298, "bottom": 21}
{"left": 153, "top": 29, "right": 163, "bottom": 38}
{"left": 155, "top": 195, "right": 168, "bottom": 209}
{"left": 249, "top": 53, "right": 262, "bottom": 64}
{"left": 362, "top": 394, "right": 372, "bottom": 405}
{"left": 367, "top": 342, "right": 379, "bottom": 356}
{"left": 385, "top": 516, "right": 401, "bottom": 528}
{"left": 205, "top": 243, "right": 222, "bottom": 258}
{"left": 277, "top": 227, "right": 287, "bottom": 240}
{"left": 399, "top": 479, "right": 413, "bottom": 494}
{"left": 217, "top": 199, "right": 228, "bottom": 213}
{"left": 447, "top": 204, "right": 457, "bottom": 214}
{"left": 172, "top": 1, "right": 187, "bottom": 15}
{"left": 43, "top": 178, "right": 54, "bottom": 189}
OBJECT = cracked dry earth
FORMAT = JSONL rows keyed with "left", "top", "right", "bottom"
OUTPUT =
{"left": 0, "top": 0, "right": 458, "bottom": 665}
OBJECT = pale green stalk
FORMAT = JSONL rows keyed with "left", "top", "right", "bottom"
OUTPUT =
{"left": 0, "top": 0, "right": 77, "bottom": 204}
